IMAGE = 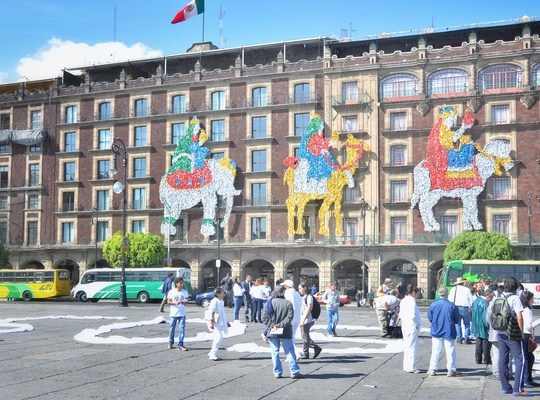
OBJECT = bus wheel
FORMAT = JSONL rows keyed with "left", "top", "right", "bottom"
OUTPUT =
{"left": 22, "top": 291, "right": 32, "bottom": 301}
{"left": 138, "top": 291, "right": 150, "bottom": 303}
{"left": 78, "top": 292, "right": 88, "bottom": 302}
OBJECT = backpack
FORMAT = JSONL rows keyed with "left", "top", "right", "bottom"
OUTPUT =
{"left": 306, "top": 294, "right": 321, "bottom": 320}
{"left": 489, "top": 294, "right": 511, "bottom": 331}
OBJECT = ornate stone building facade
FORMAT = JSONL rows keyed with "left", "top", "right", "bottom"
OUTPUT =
{"left": 0, "top": 19, "right": 538, "bottom": 298}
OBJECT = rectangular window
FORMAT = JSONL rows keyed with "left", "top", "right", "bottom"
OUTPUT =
{"left": 391, "top": 216, "right": 407, "bottom": 242}
{"left": 251, "top": 217, "right": 267, "bottom": 240}
{"left": 97, "top": 221, "right": 108, "bottom": 242}
{"left": 97, "top": 190, "right": 109, "bottom": 211}
{"left": 0, "top": 114, "right": 10, "bottom": 130}
{"left": 62, "top": 192, "right": 75, "bottom": 212}
{"left": 342, "top": 82, "right": 358, "bottom": 103}
{"left": 133, "top": 157, "right": 146, "bottom": 178}
{"left": 294, "top": 113, "right": 310, "bottom": 136}
{"left": 294, "top": 216, "right": 311, "bottom": 240}
{"left": 99, "top": 102, "right": 111, "bottom": 120}
{"left": 132, "top": 188, "right": 147, "bottom": 210}
{"left": 294, "top": 83, "right": 311, "bottom": 104}
{"left": 31, "top": 110, "right": 42, "bottom": 129}
{"left": 0, "top": 166, "right": 8, "bottom": 188}
{"left": 342, "top": 116, "right": 358, "bottom": 132}
{"left": 251, "top": 150, "right": 266, "bottom": 172}
{"left": 132, "top": 220, "right": 146, "bottom": 233}
{"left": 169, "top": 219, "right": 184, "bottom": 241}
{"left": 493, "top": 214, "right": 511, "bottom": 235}
{"left": 390, "top": 112, "right": 407, "bottom": 131}
{"left": 29, "top": 164, "right": 40, "bottom": 186}
{"left": 0, "top": 221, "right": 6, "bottom": 243}
{"left": 344, "top": 218, "right": 358, "bottom": 242}
{"left": 28, "top": 144, "right": 41, "bottom": 153}
{"left": 491, "top": 104, "right": 510, "bottom": 125}
{"left": 134, "top": 126, "right": 147, "bottom": 146}
{"left": 390, "top": 145, "right": 407, "bottom": 166}
{"left": 64, "top": 132, "right": 76, "bottom": 152}
{"left": 134, "top": 98, "right": 148, "bottom": 117}
{"left": 251, "top": 183, "right": 267, "bottom": 206}
{"left": 171, "top": 123, "right": 185, "bottom": 145}
{"left": 62, "top": 222, "right": 74, "bottom": 243}
{"left": 211, "top": 120, "right": 225, "bottom": 141}
{"left": 27, "top": 194, "right": 39, "bottom": 209}
{"left": 97, "top": 159, "right": 110, "bottom": 179}
{"left": 64, "top": 162, "right": 76, "bottom": 181}
{"left": 492, "top": 176, "right": 511, "bottom": 200}
{"left": 252, "top": 87, "right": 267, "bottom": 107}
{"left": 440, "top": 215, "right": 458, "bottom": 240}
{"left": 0, "top": 195, "right": 7, "bottom": 210}
{"left": 98, "top": 129, "right": 111, "bottom": 150}
{"left": 172, "top": 95, "right": 186, "bottom": 114}
{"left": 65, "top": 106, "right": 77, "bottom": 124}
{"left": 390, "top": 180, "right": 407, "bottom": 202}
{"left": 27, "top": 221, "right": 38, "bottom": 245}
{"left": 211, "top": 152, "right": 224, "bottom": 160}
{"left": 211, "top": 91, "right": 226, "bottom": 110}
{"left": 252, "top": 116, "right": 267, "bottom": 139}
{"left": 0, "top": 144, "right": 10, "bottom": 154}
{"left": 344, "top": 186, "right": 359, "bottom": 203}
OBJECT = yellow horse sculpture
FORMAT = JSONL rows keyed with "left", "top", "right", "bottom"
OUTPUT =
{"left": 284, "top": 134, "right": 369, "bottom": 236}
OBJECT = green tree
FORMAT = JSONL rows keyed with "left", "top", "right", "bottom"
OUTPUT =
{"left": 443, "top": 231, "right": 514, "bottom": 263}
{"left": 0, "top": 241, "right": 10, "bottom": 267}
{"left": 103, "top": 231, "right": 167, "bottom": 268}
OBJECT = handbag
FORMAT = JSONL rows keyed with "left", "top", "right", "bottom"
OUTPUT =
{"left": 529, "top": 335, "right": 537, "bottom": 353}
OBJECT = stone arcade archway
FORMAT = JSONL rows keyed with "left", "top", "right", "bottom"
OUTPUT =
{"left": 285, "top": 259, "right": 319, "bottom": 291}
{"left": 333, "top": 259, "right": 367, "bottom": 299}
{"left": 380, "top": 258, "right": 418, "bottom": 298}
{"left": 242, "top": 259, "right": 275, "bottom": 285}
{"left": 199, "top": 260, "right": 232, "bottom": 292}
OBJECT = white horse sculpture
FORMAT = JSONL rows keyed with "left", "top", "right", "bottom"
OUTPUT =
{"left": 160, "top": 158, "right": 241, "bottom": 237}
{"left": 410, "top": 140, "right": 515, "bottom": 231}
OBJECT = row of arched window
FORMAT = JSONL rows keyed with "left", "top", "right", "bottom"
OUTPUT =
{"left": 379, "top": 64, "right": 540, "bottom": 101}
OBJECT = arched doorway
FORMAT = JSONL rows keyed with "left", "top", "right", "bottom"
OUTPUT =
{"left": 285, "top": 259, "right": 319, "bottom": 291}
{"left": 333, "top": 259, "right": 367, "bottom": 299}
{"left": 242, "top": 259, "right": 275, "bottom": 285}
{"left": 199, "top": 260, "right": 232, "bottom": 292}
{"left": 381, "top": 258, "right": 418, "bottom": 299}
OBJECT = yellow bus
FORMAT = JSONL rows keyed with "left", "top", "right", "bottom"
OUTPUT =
{"left": 0, "top": 269, "right": 71, "bottom": 300}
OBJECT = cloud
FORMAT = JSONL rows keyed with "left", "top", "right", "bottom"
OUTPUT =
{"left": 16, "top": 38, "right": 163, "bottom": 80}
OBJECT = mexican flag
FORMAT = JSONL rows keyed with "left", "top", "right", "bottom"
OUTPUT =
{"left": 171, "top": 0, "right": 205, "bottom": 24}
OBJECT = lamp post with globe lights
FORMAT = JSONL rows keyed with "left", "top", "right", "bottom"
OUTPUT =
{"left": 111, "top": 137, "right": 128, "bottom": 307}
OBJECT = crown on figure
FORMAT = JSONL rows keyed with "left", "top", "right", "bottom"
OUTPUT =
{"left": 189, "top": 116, "right": 200, "bottom": 125}
{"left": 310, "top": 112, "right": 321, "bottom": 120}
{"left": 438, "top": 106, "right": 457, "bottom": 118}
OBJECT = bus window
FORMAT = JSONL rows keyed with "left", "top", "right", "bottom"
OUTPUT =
{"left": 58, "top": 271, "right": 70, "bottom": 280}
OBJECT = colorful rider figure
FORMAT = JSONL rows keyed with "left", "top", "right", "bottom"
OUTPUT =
{"left": 168, "top": 116, "right": 209, "bottom": 175}
{"left": 299, "top": 113, "right": 336, "bottom": 182}
{"left": 424, "top": 106, "right": 481, "bottom": 190}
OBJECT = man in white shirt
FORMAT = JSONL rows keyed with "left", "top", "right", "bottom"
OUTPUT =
{"left": 449, "top": 277, "right": 473, "bottom": 344}
{"left": 167, "top": 277, "right": 189, "bottom": 351}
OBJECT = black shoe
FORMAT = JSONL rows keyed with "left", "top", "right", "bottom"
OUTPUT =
{"left": 465, "top": 339, "right": 472, "bottom": 345}
{"left": 300, "top": 353, "right": 309, "bottom": 359}
{"left": 291, "top": 374, "right": 305, "bottom": 379}
{"left": 313, "top": 346, "right": 322, "bottom": 359}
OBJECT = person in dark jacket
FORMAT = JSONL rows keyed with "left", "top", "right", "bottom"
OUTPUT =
{"left": 159, "top": 273, "right": 174, "bottom": 312}
{"left": 262, "top": 285, "right": 303, "bottom": 379}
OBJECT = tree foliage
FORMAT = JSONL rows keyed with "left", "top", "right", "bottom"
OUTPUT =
{"left": 0, "top": 241, "right": 10, "bottom": 267}
{"left": 443, "top": 231, "right": 514, "bottom": 263}
{"left": 103, "top": 231, "right": 167, "bottom": 268}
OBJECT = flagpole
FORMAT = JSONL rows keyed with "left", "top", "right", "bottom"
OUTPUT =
{"left": 202, "top": 6, "right": 205, "bottom": 42}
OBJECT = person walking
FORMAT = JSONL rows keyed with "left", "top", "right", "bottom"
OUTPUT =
{"left": 167, "top": 277, "right": 189, "bottom": 351}
{"left": 323, "top": 282, "right": 341, "bottom": 337}
{"left": 400, "top": 284, "right": 421, "bottom": 373}
{"left": 232, "top": 276, "right": 244, "bottom": 322}
{"left": 159, "top": 273, "right": 174, "bottom": 312}
{"left": 449, "top": 276, "right": 473, "bottom": 344}
{"left": 520, "top": 290, "right": 538, "bottom": 388}
{"left": 262, "top": 285, "right": 303, "bottom": 379}
{"left": 495, "top": 276, "right": 526, "bottom": 396}
{"left": 241, "top": 274, "right": 254, "bottom": 322}
{"left": 298, "top": 283, "right": 322, "bottom": 359}
{"left": 427, "top": 287, "right": 460, "bottom": 377}
{"left": 207, "top": 287, "right": 230, "bottom": 361}
{"left": 471, "top": 288, "right": 493, "bottom": 365}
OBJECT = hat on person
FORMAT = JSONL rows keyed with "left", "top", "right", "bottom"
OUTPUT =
{"left": 438, "top": 287, "right": 449, "bottom": 297}
{"left": 384, "top": 278, "right": 392, "bottom": 284}
{"left": 452, "top": 277, "right": 467, "bottom": 285}
{"left": 282, "top": 279, "right": 294, "bottom": 288}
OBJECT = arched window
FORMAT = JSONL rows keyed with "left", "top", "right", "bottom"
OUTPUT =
{"left": 478, "top": 64, "right": 522, "bottom": 93}
{"left": 379, "top": 73, "right": 419, "bottom": 101}
{"left": 427, "top": 69, "right": 468, "bottom": 96}
{"left": 531, "top": 64, "right": 540, "bottom": 88}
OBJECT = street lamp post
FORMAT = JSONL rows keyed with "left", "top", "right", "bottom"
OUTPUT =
{"left": 360, "top": 198, "right": 366, "bottom": 297}
{"left": 91, "top": 208, "right": 98, "bottom": 268}
{"left": 528, "top": 192, "right": 533, "bottom": 258}
{"left": 215, "top": 198, "right": 222, "bottom": 288}
{"left": 111, "top": 137, "right": 128, "bottom": 307}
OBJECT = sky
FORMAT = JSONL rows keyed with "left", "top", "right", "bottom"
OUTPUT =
{"left": 1, "top": 0, "right": 539, "bottom": 84}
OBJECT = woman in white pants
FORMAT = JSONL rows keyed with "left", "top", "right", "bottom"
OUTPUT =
{"left": 400, "top": 284, "right": 421, "bottom": 373}
{"left": 207, "top": 287, "right": 230, "bottom": 361}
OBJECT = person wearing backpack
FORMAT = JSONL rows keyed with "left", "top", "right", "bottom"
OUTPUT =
{"left": 298, "top": 283, "right": 322, "bottom": 359}
{"left": 492, "top": 276, "right": 527, "bottom": 396}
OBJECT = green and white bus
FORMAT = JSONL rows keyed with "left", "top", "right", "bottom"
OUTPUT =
{"left": 71, "top": 268, "right": 191, "bottom": 303}
{"left": 438, "top": 260, "right": 540, "bottom": 305}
